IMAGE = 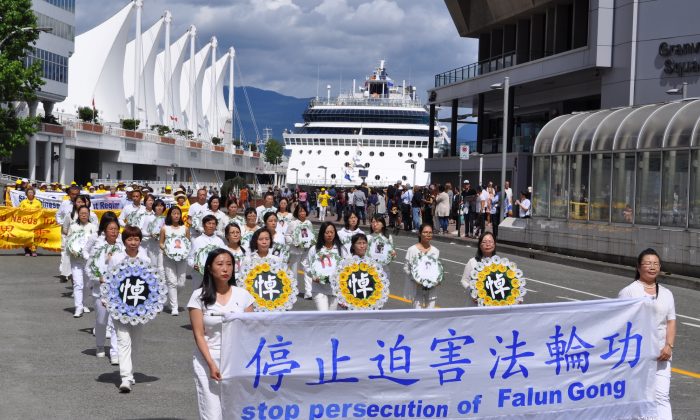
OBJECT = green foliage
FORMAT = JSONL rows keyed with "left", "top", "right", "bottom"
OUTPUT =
{"left": 0, "top": 0, "right": 43, "bottom": 157}
{"left": 212, "top": 136, "right": 222, "bottom": 145}
{"left": 264, "top": 138, "right": 284, "bottom": 164}
{"left": 121, "top": 118, "right": 140, "bottom": 130}
{"left": 77, "top": 106, "right": 98, "bottom": 122}
{"left": 41, "top": 114, "right": 60, "bottom": 125}
{"left": 233, "top": 139, "right": 242, "bottom": 148}
{"left": 174, "top": 128, "right": 194, "bottom": 139}
{"left": 249, "top": 143, "right": 258, "bottom": 152}
{"left": 220, "top": 176, "right": 247, "bottom": 199}
{"left": 150, "top": 124, "right": 171, "bottom": 136}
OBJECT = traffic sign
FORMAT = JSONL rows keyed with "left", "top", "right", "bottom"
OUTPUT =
{"left": 459, "top": 145, "right": 470, "bottom": 160}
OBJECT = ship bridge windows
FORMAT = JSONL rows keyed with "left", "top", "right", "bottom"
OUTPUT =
{"left": 295, "top": 127, "right": 430, "bottom": 137}
{"left": 303, "top": 108, "right": 429, "bottom": 125}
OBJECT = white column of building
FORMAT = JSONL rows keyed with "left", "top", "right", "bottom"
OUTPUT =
{"left": 59, "top": 141, "right": 66, "bottom": 184}
{"left": 28, "top": 101, "right": 38, "bottom": 180}
{"left": 44, "top": 138, "right": 52, "bottom": 182}
{"left": 228, "top": 47, "right": 235, "bottom": 142}
{"left": 133, "top": 0, "right": 143, "bottom": 123}
{"left": 189, "top": 25, "right": 197, "bottom": 137}
{"left": 163, "top": 10, "right": 172, "bottom": 127}
{"left": 210, "top": 36, "right": 218, "bottom": 139}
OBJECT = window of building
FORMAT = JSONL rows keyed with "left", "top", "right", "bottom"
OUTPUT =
{"left": 35, "top": 12, "right": 75, "bottom": 41}
{"left": 43, "top": 0, "right": 75, "bottom": 12}
{"left": 125, "top": 141, "right": 136, "bottom": 152}
{"left": 24, "top": 48, "right": 69, "bottom": 84}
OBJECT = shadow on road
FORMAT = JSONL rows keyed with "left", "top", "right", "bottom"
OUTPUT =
{"left": 96, "top": 371, "right": 160, "bottom": 385}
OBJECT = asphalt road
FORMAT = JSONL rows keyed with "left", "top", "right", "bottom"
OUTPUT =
{"left": 1, "top": 240, "right": 698, "bottom": 419}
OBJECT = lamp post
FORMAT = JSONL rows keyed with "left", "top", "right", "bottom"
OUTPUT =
{"left": 470, "top": 152, "right": 484, "bottom": 186}
{"left": 490, "top": 76, "right": 509, "bottom": 219}
{"left": 0, "top": 26, "right": 53, "bottom": 50}
{"left": 405, "top": 159, "right": 417, "bottom": 186}
{"left": 318, "top": 165, "right": 327, "bottom": 186}
{"left": 666, "top": 82, "right": 688, "bottom": 99}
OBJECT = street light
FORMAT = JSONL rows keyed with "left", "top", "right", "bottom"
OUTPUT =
{"left": 490, "top": 76, "right": 509, "bottom": 219}
{"left": 470, "top": 152, "right": 485, "bottom": 186}
{"left": 666, "top": 82, "right": 688, "bottom": 99}
{"left": 405, "top": 159, "right": 417, "bottom": 186}
{"left": 318, "top": 165, "right": 327, "bottom": 185}
{"left": 0, "top": 26, "right": 53, "bottom": 50}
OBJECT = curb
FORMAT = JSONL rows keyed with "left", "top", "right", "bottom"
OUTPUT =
{"left": 308, "top": 219, "right": 700, "bottom": 292}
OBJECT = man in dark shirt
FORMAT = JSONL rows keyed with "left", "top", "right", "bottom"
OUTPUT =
{"left": 461, "top": 180, "right": 478, "bottom": 237}
{"left": 411, "top": 186, "right": 423, "bottom": 231}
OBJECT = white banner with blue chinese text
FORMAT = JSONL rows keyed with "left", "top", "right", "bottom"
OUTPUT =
{"left": 220, "top": 298, "right": 657, "bottom": 420}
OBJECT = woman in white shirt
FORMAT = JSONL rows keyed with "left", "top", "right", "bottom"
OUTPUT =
{"left": 275, "top": 197, "right": 294, "bottom": 237}
{"left": 222, "top": 199, "right": 245, "bottom": 231}
{"left": 188, "top": 215, "right": 226, "bottom": 290}
{"left": 241, "top": 208, "right": 260, "bottom": 252}
{"left": 515, "top": 191, "right": 531, "bottom": 218}
{"left": 67, "top": 205, "right": 98, "bottom": 317}
{"left": 199, "top": 195, "right": 226, "bottom": 239}
{"left": 338, "top": 211, "right": 364, "bottom": 256}
{"left": 305, "top": 222, "right": 344, "bottom": 311}
{"left": 461, "top": 232, "right": 497, "bottom": 307}
{"left": 224, "top": 223, "right": 245, "bottom": 279}
{"left": 618, "top": 249, "right": 676, "bottom": 420}
{"left": 287, "top": 205, "right": 314, "bottom": 299}
{"left": 263, "top": 212, "right": 288, "bottom": 263}
{"left": 188, "top": 248, "right": 254, "bottom": 420}
{"left": 160, "top": 206, "right": 191, "bottom": 316}
{"left": 403, "top": 223, "right": 440, "bottom": 309}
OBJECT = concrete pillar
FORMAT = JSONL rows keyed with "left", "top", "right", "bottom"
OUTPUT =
{"left": 451, "top": 99, "right": 458, "bottom": 157}
{"left": 42, "top": 101, "right": 54, "bottom": 118}
{"left": 44, "top": 139, "right": 52, "bottom": 182}
{"left": 59, "top": 141, "right": 66, "bottom": 184}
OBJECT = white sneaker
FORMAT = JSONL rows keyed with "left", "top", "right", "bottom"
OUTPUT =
{"left": 91, "top": 328, "right": 95, "bottom": 336}
{"left": 82, "top": 307, "right": 91, "bottom": 313}
{"left": 73, "top": 308, "right": 83, "bottom": 318}
{"left": 171, "top": 310, "right": 179, "bottom": 316}
{"left": 96, "top": 347, "right": 105, "bottom": 358}
{"left": 110, "top": 355, "right": 119, "bottom": 365}
{"left": 119, "top": 379, "right": 132, "bottom": 393}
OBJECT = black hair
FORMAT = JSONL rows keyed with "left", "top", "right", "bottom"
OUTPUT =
{"left": 75, "top": 205, "right": 91, "bottom": 222}
{"left": 207, "top": 194, "right": 221, "bottom": 210}
{"left": 199, "top": 248, "right": 236, "bottom": 307}
{"left": 350, "top": 233, "right": 368, "bottom": 256}
{"left": 314, "top": 222, "right": 343, "bottom": 255}
{"left": 153, "top": 198, "right": 166, "bottom": 214}
{"left": 370, "top": 215, "right": 387, "bottom": 236}
{"left": 635, "top": 248, "right": 661, "bottom": 296}
{"left": 264, "top": 191, "right": 275, "bottom": 199}
{"left": 344, "top": 210, "right": 360, "bottom": 230}
{"left": 475, "top": 232, "right": 497, "bottom": 261}
{"left": 201, "top": 214, "right": 218, "bottom": 228}
{"left": 293, "top": 203, "right": 308, "bottom": 219}
{"left": 98, "top": 211, "right": 119, "bottom": 236}
{"left": 121, "top": 225, "right": 143, "bottom": 242}
{"left": 250, "top": 227, "right": 272, "bottom": 254}
{"left": 417, "top": 222, "right": 433, "bottom": 242}
{"left": 71, "top": 195, "right": 89, "bottom": 219}
{"left": 224, "top": 223, "right": 245, "bottom": 253}
{"left": 439, "top": 184, "right": 445, "bottom": 192}
{"left": 244, "top": 207, "right": 258, "bottom": 223}
{"left": 164, "top": 205, "right": 183, "bottom": 226}
{"left": 225, "top": 198, "right": 238, "bottom": 209}
{"left": 278, "top": 196, "right": 289, "bottom": 210}
{"left": 263, "top": 211, "right": 278, "bottom": 223}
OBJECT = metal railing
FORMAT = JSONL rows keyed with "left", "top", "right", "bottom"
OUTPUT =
{"left": 435, "top": 53, "right": 516, "bottom": 87}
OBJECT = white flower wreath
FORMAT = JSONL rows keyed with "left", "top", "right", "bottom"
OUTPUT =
{"left": 87, "top": 242, "right": 123, "bottom": 281}
{"left": 291, "top": 222, "right": 316, "bottom": 248}
{"left": 303, "top": 247, "right": 342, "bottom": 285}
{"left": 368, "top": 234, "right": 395, "bottom": 265}
{"left": 194, "top": 243, "right": 220, "bottom": 275}
{"left": 147, "top": 215, "right": 165, "bottom": 238}
{"left": 271, "top": 242, "right": 291, "bottom": 263}
{"left": 126, "top": 209, "right": 145, "bottom": 227}
{"left": 66, "top": 228, "right": 89, "bottom": 258}
{"left": 163, "top": 234, "right": 191, "bottom": 262}
{"left": 238, "top": 258, "right": 298, "bottom": 312}
{"left": 410, "top": 253, "right": 444, "bottom": 289}
{"left": 100, "top": 258, "right": 167, "bottom": 325}
{"left": 331, "top": 256, "right": 390, "bottom": 310}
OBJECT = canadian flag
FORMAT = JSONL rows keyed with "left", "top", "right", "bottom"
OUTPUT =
{"left": 91, "top": 97, "right": 96, "bottom": 108}
{"left": 169, "top": 115, "right": 178, "bottom": 122}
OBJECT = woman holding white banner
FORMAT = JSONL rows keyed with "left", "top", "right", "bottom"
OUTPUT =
{"left": 618, "top": 249, "right": 676, "bottom": 420}
{"left": 460, "top": 232, "right": 497, "bottom": 306}
{"left": 403, "top": 223, "right": 441, "bottom": 309}
{"left": 188, "top": 248, "right": 254, "bottom": 420}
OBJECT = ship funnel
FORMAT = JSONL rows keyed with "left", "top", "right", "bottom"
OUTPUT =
{"left": 380, "top": 60, "right": 385, "bottom": 70}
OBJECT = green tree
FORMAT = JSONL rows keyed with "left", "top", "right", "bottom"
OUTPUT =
{"left": 0, "top": 0, "right": 44, "bottom": 157}
{"left": 264, "top": 138, "right": 283, "bottom": 164}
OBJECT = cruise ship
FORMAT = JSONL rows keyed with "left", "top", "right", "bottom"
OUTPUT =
{"left": 283, "top": 61, "right": 449, "bottom": 187}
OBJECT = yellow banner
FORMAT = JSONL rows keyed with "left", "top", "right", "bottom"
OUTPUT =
{"left": 0, "top": 206, "right": 189, "bottom": 252}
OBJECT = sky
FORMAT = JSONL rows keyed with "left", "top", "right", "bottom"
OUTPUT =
{"left": 75, "top": 0, "right": 478, "bottom": 100}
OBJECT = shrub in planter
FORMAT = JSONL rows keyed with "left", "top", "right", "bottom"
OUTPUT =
{"left": 150, "top": 124, "right": 171, "bottom": 136}
{"left": 121, "top": 119, "right": 140, "bottom": 130}
{"left": 212, "top": 136, "right": 222, "bottom": 145}
{"left": 77, "top": 106, "right": 98, "bottom": 122}
{"left": 233, "top": 139, "right": 241, "bottom": 148}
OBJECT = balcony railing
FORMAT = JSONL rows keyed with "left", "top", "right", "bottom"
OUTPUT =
{"left": 435, "top": 53, "right": 516, "bottom": 87}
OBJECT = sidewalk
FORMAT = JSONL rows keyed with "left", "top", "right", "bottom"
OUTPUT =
{"left": 305, "top": 209, "right": 700, "bottom": 291}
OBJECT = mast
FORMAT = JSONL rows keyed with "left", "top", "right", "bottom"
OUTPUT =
{"left": 133, "top": 0, "right": 143, "bottom": 123}
{"left": 210, "top": 36, "right": 217, "bottom": 139}
{"left": 163, "top": 10, "right": 171, "bottom": 127}
{"left": 228, "top": 47, "right": 235, "bottom": 141}
{"left": 189, "top": 25, "right": 196, "bottom": 136}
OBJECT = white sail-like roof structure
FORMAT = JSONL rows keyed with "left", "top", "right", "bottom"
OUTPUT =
{"left": 60, "top": 1, "right": 234, "bottom": 141}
